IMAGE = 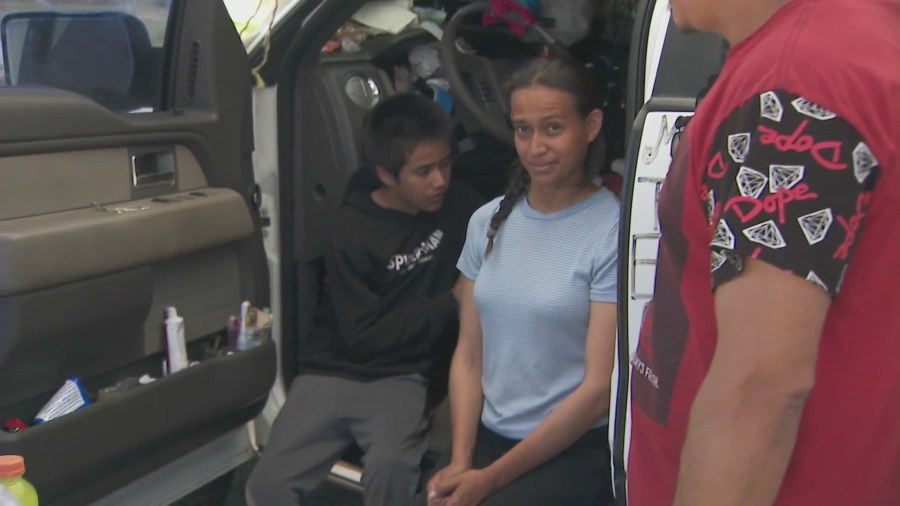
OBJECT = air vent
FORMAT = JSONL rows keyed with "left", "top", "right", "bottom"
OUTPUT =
{"left": 474, "top": 76, "right": 494, "bottom": 102}
{"left": 186, "top": 40, "right": 201, "bottom": 99}
{"left": 463, "top": 74, "right": 495, "bottom": 104}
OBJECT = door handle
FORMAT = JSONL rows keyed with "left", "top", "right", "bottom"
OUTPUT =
{"left": 131, "top": 150, "right": 175, "bottom": 188}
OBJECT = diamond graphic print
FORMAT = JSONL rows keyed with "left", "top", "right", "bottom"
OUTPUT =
{"left": 711, "top": 219, "right": 736, "bottom": 250}
{"left": 852, "top": 142, "right": 878, "bottom": 184}
{"left": 769, "top": 165, "right": 805, "bottom": 192}
{"left": 706, "top": 189, "right": 716, "bottom": 224}
{"left": 723, "top": 250, "right": 743, "bottom": 272}
{"left": 727, "top": 133, "right": 751, "bottom": 163}
{"left": 797, "top": 208, "right": 833, "bottom": 245}
{"left": 806, "top": 271, "right": 828, "bottom": 292}
{"left": 760, "top": 91, "right": 784, "bottom": 122}
{"left": 743, "top": 220, "right": 787, "bottom": 249}
{"left": 711, "top": 251, "right": 727, "bottom": 272}
{"left": 791, "top": 97, "right": 836, "bottom": 120}
{"left": 737, "top": 166, "right": 768, "bottom": 198}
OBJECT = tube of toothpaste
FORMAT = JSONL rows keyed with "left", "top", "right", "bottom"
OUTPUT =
{"left": 236, "top": 301, "right": 252, "bottom": 351}
{"left": 34, "top": 376, "right": 90, "bottom": 424}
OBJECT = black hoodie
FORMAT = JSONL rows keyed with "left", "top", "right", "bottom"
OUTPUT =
{"left": 300, "top": 169, "right": 484, "bottom": 394}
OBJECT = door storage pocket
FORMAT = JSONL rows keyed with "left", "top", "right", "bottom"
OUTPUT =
{"left": 0, "top": 338, "right": 276, "bottom": 505}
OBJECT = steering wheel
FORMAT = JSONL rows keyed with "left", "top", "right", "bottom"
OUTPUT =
{"left": 439, "top": 2, "right": 568, "bottom": 144}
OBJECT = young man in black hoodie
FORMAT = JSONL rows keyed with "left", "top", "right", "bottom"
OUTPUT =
{"left": 247, "top": 93, "right": 484, "bottom": 506}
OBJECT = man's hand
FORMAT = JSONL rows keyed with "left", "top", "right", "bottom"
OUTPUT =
{"left": 429, "top": 469, "right": 496, "bottom": 506}
{"left": 427, "top": 462, "right": 470, "bottom": 505}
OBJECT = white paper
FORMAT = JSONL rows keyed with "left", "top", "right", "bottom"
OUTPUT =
{"left": 352, "top": 1, "right": 417, "bottom": 35}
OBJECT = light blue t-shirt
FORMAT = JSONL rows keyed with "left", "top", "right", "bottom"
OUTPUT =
{"left": 457, "top": 188, "right": 619, "bottom": 440}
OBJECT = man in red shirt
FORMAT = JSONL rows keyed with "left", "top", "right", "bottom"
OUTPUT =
{"left": 627, "top": 0, "right": 899, "bottom": 505}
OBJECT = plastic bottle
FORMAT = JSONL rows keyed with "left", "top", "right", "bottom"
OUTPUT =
{"left": 0, "top": 456, "right": 38, "bottom": 506}
{"left": 165, "top": 307, "right": 188, "bottom": 374}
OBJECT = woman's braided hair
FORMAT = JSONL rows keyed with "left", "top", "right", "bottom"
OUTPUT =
{"left": 484, "top": 57, "right": 604, "bottom": 256}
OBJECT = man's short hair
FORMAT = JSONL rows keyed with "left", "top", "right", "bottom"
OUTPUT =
{"left": 363, "top": 93, "right": 454, "bottom": 177}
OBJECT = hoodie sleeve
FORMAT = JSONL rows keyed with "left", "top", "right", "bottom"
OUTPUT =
{"left": 324, "top": 231, "right": 459, "bottom": 362}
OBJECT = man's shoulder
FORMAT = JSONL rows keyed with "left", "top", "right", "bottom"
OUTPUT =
{"left": 330, "top": 193, "right": 369, "bottom": 228}
{"left": 727, "top": 0, "right": 898, "bottom": 126}
{"left": 444, "top": 180, "right": 487, "bottom": 212}
{"left": 695, "top": 0, "right": 898, "bottom": 171}
{"left": 435, "top": 181, "right": 491, "bottom": 233}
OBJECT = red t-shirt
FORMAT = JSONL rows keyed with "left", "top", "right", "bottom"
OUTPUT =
{"left": 627, "top": 0, "right": 899, "bottom": 504}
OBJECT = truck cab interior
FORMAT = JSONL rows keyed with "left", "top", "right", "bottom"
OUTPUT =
{"left": 270, "top": 0, "right": 634, "bottom": 491}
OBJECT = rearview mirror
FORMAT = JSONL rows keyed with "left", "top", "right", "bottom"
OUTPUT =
{"left": 1, "top": 11, "right": 154, "bottom": 111}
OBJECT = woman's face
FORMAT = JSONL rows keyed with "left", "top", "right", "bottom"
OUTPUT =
{"left": 510, "top": 84, "right": 602, "bottom": 189}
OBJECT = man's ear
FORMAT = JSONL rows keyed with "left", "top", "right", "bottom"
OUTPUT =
{"left": 585, "top": 109, "right": 604, "bottom": 143}
{"left": 374, "top": 165, "right": 398, "bottom": 187}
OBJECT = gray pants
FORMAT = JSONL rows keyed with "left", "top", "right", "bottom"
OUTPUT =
{"left": 246, "top": 373, "right": 430, "bottom": 506}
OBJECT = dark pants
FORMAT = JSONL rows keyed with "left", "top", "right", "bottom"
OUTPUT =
{"left": 473, "top": 423, "right": 614, "bottom": 506}
{"left": 246, "top": 374, "right": 430, "bottom": 506}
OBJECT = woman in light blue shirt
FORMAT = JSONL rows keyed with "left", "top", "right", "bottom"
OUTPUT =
{"left": 428, "top": 57, "right": 618, "bottom": 506}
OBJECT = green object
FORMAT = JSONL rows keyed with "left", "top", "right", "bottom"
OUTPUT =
{"left": 0, "top": 456, "right": 38, "bottom": 506}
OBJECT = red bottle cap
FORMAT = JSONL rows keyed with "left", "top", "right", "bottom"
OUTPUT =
{"left": 0, "top": 455, "right": 25, "bottom": 478}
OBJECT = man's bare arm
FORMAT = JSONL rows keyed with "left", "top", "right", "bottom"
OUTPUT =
{"left": 673, "top": 258, "right": 829, "bottom": 506}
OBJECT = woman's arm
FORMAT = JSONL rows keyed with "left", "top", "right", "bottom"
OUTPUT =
{"left": 447, "top": 275, "right": 485, "bottom": 467}
{"left": 427, "top": 276, "right": 484, "bottom": 504}
{"left": 480, "top": 300, "right": 617, "bottom": 491}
